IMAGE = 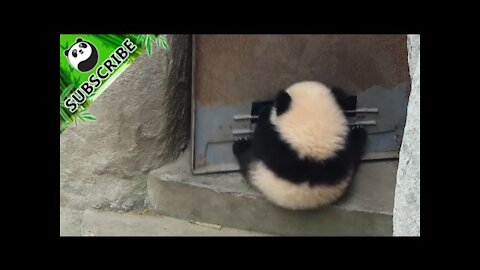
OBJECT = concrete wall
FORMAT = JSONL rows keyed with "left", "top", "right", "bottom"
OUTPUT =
{"left": 60, "top": 35, "right": 192, "bottom": 235}
{"left": 393, "top": 34, "right": 420, "bottom": 236}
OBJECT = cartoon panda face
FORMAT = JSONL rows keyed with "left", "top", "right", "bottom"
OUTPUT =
{"left": 64, "top": 38, "right": 98, "bottom": 72}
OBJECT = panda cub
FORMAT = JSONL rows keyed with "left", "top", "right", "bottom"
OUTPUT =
{"left": 233, "top": 81, "right": 367, "bottom": 210}
{"left": 64, "top": 38, "right": 98, "bottom": 72}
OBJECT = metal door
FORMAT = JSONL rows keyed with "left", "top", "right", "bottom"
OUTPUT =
{"left": 192, "top": 35, "right": 410, "bottom": 174}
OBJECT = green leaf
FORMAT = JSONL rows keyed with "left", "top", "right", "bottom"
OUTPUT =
{"left": 61, "top": 84, "right": 75, "bottom": 101}
{"left": 156, "top": 35, "right": 169, "bottom": 49}
{"left": 143, "top": 35, "right": 151, "bottom": 43}
{"left": 60, "top": 41, "right": 70, "bottom": 51}
{"left": 161, "top": 39, "right": 169, "bottom": 49}
{"left": 156, "top": 37, "right": 163, "bottom": 46}
{"left": 76, "top": 110, "right": 97, "bottom": 122}
{"left": 82, "top": 115, "right": 97, "bottom": 121}
{"left": 60, "top": 109, "right": 71, "bottom": 123}
{"left": 146, "top": 42, "right": 152, "bottom": 56}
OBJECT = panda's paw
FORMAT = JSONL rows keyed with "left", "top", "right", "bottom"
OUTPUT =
{"left": 350, "top": 126, "right": 368, "bottom": 142}
{"left": 351, "top": 124, "right": 361, "bottom": 130}
{"left": 233, "top": 137, "right": 251, "bottom": 155}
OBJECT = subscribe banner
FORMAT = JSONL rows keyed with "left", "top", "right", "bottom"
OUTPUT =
{"left": 60, "top": 34, "right": 168, "bottom": 133}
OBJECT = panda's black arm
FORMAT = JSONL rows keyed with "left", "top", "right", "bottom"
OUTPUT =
{"left": 346, "top": 127, "right": 368, "bottom": 167}
{"left": 232, "top": 138, "right": 254, "bottom": 178}
{"left": 330, "top": 87, "right": 353, "bottom": 111}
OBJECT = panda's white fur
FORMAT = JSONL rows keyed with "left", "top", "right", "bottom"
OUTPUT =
{"left": 249, "top": 161, "right": 352, "bottom": 210}
{"left": 270, "top": 81, "right": 349, "bottom": 161}
{"left": 245, "top": 81, "right": 354, "bottom": 210}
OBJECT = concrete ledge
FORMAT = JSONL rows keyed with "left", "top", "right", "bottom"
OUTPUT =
{"left": 81, "top": 209, "right": 272, "bottom": 236}
{"left": 147, "top": 149, "right": 397, "bottom": 236}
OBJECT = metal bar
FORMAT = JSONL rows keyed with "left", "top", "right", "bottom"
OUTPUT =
{"left": 344, "top": 108, "right": 379, "bottom": 113}
{"left": 233, "top": 115, "right": 259, "bottom": 120}
{"left": 348, "top": 120, "right": 377, "bottom": 126}
{"left": 232, "top": 129, "right": 254, "bottom": 135}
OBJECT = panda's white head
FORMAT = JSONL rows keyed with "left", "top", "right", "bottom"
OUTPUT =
{"left": 64, "top": 38, "right": 98, "bottom": 72}
{"left": 270, "top": 81, "right": 349, "bottom": 161}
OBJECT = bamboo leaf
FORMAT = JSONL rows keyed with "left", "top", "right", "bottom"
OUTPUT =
{"left": 160, "top": 39, "right": 169, "bottom": 49}
{"left": 156, "top": 35, "right": 169, "bottom": 49}
{"left": 60, "top": 109, "right": 71, "bottom": 123}
{"left": 82, "top": 115, "right": 97, "bottom": 121}
{"left": 76, "top": 110, "right": 97, "bottom": 122}
{"left": 61, "top": 84, "right": 75, "bottom": 100}
{"left": 156, "top": 36, "right": 163, "bottom": 47}
{"left": 137, "top": 35, "right": 146, "bottom": 43}
{"left": 157, "top": 35, "right": 166, "bottom": 42}
{"left": 61, "top": 41, "right": 70, "bottom": 51}
{"left": 146, "top": 42, "right": 152, "bottom": 56}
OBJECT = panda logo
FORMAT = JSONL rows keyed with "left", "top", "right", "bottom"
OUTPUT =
{"left": 64, "top": 38, "right": 99, "bottom": 73}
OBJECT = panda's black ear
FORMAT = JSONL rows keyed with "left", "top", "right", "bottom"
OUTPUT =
{"left": 64, "top": 49, "right": 69, "bottom": 56}
{"left": 275, "top": 90, "right": 291, "bottom": 116}
{"left": 76, "top": 38, "right": 83, "bottom": 43}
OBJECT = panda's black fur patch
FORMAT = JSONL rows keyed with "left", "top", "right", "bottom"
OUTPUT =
{"left": 275, "top": 90, "right": 291, "bottom": 116}
{"left": 77, "top": 46, "right": 98, "bottom": 72}
{"left": 233, "top": 88, "right": 368, "bottom": 186}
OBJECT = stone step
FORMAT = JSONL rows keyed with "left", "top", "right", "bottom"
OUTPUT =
{"left": 81, "top": 209, "right": 273, "bottom": 236}
{"left": 147, "top": 148, "right": 397, "bottom": 236}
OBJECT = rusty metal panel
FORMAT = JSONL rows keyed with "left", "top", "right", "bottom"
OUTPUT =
{"left": 192, "top": 35, "right": 410, "bottom": 174}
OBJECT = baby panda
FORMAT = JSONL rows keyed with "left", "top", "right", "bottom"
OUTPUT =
{"left": 64, "top": 38, "right": 98, "bottom": 72}
{"left": 233, "top": 81, "right": 367, "bottom": 210}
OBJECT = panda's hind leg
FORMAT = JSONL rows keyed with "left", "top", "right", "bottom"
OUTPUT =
{"left": 233, "top": 137, "right": 254, "bottom": 179}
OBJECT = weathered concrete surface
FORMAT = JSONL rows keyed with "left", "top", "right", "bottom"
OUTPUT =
{"left": 60, "top": 207, "right": 83, "bottom": 236}
{"left": 393, "top": 35, "right": 420, "bottom": 236}
{"left": 81, "top": 209, "right": 273, "bottom": 236}
{"left": 60, "top": 35, "right": 192, "bottom": 236}
{"left": 148, "top": 148, "right": 397, "bottom": 236}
